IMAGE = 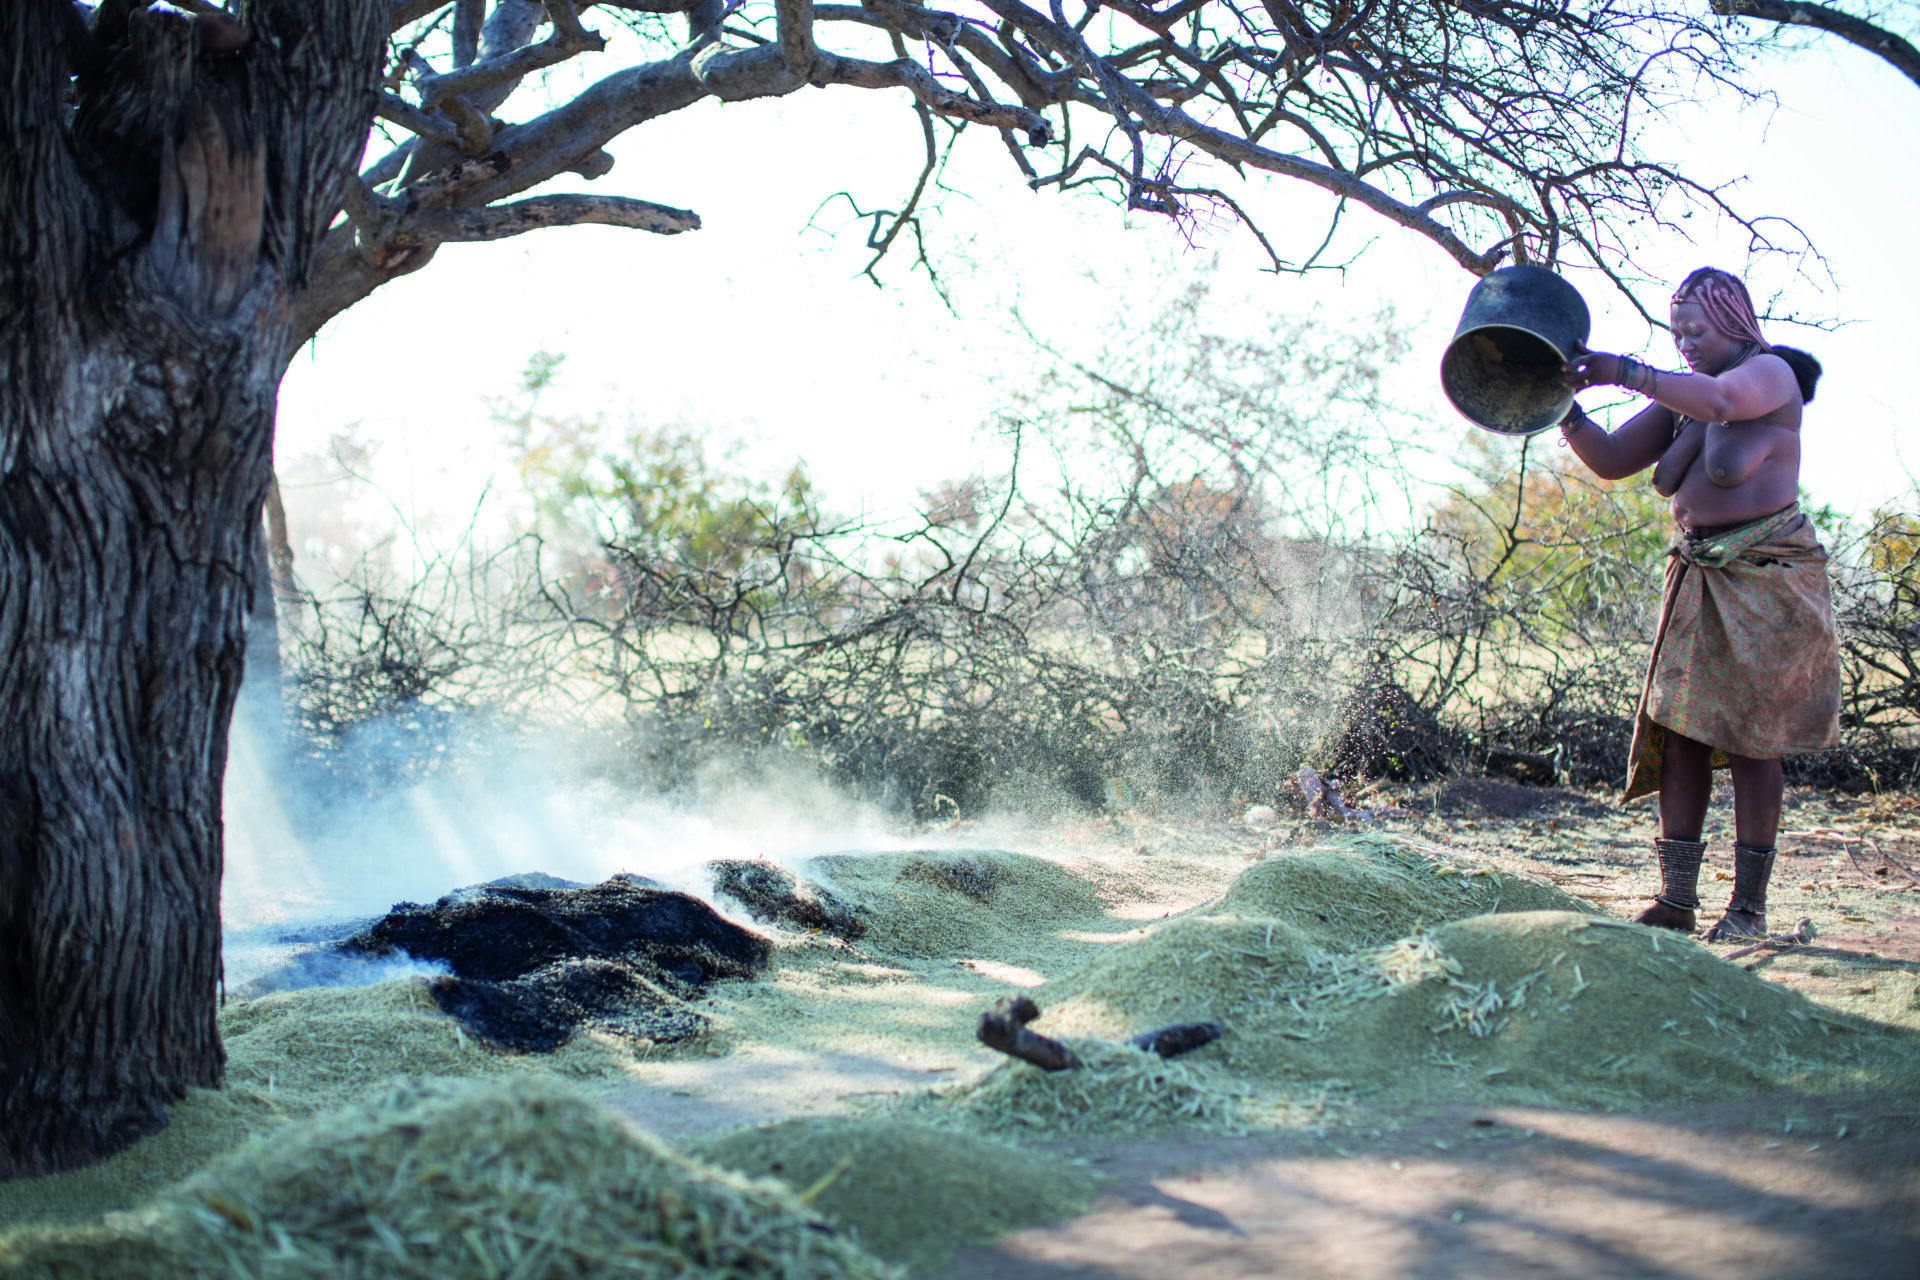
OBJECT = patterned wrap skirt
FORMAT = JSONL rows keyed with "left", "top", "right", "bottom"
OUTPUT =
{"left": 1622, "top": 504, "right": 1842, "bottom": 802}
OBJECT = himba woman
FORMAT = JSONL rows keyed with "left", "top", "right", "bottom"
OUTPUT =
{"left": 1557, "top": 267, "right": 1840, "bottom": 941}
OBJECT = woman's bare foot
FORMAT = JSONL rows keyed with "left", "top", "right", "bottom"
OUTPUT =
{"left": 1632, "top": 900, "right": 1697, "bottom": 933}
{"left": 1704, "top": 908, "right": 1766, "bottom": 942}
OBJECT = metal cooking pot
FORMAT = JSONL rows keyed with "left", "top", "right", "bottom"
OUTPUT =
{"left": 1441, "top": 266, "right": 1592, "bottom": 435}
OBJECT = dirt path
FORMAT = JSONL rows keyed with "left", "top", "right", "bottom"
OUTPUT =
{"left": 950, "top": 1095, "right": 1920, "bottom": 1280}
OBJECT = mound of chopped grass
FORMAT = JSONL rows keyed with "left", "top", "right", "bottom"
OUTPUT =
{"left": 1217, "top": 833, "right": 1593, "bottom": 951}
{"left": 1031, "top": 903, "right": 1920, "bottom": 1113}
{"left": 807, "top": 850, "right": 1113, "bottom": 961}
{"left": 919, "top": 1038, "right": 1247, "bottom": 1135}
{"left": 1316, "top": 912, "right": 1920, "bottom": 1107}
{"left": 0, "top": 980, "right": 642, "bottom": 1233}
{"left": 219, "top": 973, "right": 641, "bottom": 1095}
{"left": 1035, "top": 913, "right": 1322, "bottom": 1042}
{"left": 688, "top": 1117, "right": 1097, "bottom": 1272}
{"left": 995, "top": 842, "right": 1920, "bottom": 1118}
{"left": 1030, "top": 836, "right": 1590, "bottom": 1050}
{"left": 0, "top": 1078, "right": 898, "bottom": 1280}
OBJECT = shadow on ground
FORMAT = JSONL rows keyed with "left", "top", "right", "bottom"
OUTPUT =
{"left": 949, "top": 1091, "right": 1920, "bottom": 1280}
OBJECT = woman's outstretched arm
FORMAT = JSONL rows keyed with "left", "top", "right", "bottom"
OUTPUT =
{"left": 1566, "top": 351, "right": 1797, "bottom": 425}
{"left": 1559, "top": 398, "right": 1677, "bottom": 481}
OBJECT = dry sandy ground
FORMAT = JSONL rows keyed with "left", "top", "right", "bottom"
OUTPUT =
{"left": 610, "top": 778, "right": 1920, "bottom": 1279}
{"left": 948, "top": 1096, "right": 1920, "bottom": 1280}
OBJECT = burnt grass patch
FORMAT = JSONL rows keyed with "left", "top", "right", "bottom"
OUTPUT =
{"left": 708, "top": 860, "right": 869, "bottom": 940}
{"left": 341, "top": 875, "right": 771, "bottom": 1051}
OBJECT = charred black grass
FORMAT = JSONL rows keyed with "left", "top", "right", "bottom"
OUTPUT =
{"left": 340, "top": 877, "right": 772, "bottom": 1052}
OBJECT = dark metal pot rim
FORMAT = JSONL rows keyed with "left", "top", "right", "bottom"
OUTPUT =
{"left": 1446, "top": 320, "right": 1578, "bottom": 361}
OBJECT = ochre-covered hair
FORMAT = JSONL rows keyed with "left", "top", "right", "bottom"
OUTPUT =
{"left": 1672, "top": 267, "right": 1769, "bottom": 351}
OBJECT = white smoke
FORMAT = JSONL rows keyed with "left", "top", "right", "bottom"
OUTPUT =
{"left": 216, "top": 701, "right": 956, "bottom": 990}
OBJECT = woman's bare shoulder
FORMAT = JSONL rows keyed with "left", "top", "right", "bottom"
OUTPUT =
{"left": 1730, "top": 351, "right": 1803, "bottom": 423}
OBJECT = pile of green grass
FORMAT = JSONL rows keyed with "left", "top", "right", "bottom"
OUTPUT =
{"left": 0, "top": 1078, "right": 897, "bottom": 1280}
{"left": 1215, "top": 833, "right": 1595, "bottom": 949}
{"left": 965, "top": 837, "right": 1920, "bottom": 1118}
{"left": 1301, "top": 912, "right": 1920, "bottom": 1106}
{"left": 806, "top": 850, "right": 1114, "bottom": 961}
{"left": 0, "top": 980, "right": 640, "bottom": 1233}
{"left": 919, "top": 1037, "right": 1248, "bottom": 1136}
{"left": 1033, "top": 834, "right": 1591, "bottom": 1046}
{"left": 689, "top": 1117, "right": 1097, "bottom": 1272}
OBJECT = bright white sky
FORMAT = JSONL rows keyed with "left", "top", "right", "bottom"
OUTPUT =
{"left": 277, "top": 25, "right": 1920, "bottom": 551}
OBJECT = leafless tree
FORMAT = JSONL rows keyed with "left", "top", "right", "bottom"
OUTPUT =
{"left": 0, "top": 0, "right": 1806, "bottom": 1176}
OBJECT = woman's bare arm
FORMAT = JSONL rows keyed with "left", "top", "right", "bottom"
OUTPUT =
{"left": 1566, "top": 351, "right": 1797, "bottom": 424}
{"left": 1559, "top": 399, "right": 1676, "bottom": 481}
{"left": 1651, "top": 417, "right": 1705, "bottom": 496}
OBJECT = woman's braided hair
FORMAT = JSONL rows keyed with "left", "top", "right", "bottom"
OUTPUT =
{"left": 1672, "top": 267, "right": 1770, "bottom": 351}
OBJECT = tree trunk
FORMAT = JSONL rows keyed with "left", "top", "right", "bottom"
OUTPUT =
{"left": 263, "top": 474, "right": 301, "bottom": 621}
{"left": 242, "top": 488, "right": 290, "bottom": 748}
{"left": 0, "top": 307, "right": 277, "bottom": 1175}
{"left": 0, "top": 0, "right": 382, "bottom": 1178}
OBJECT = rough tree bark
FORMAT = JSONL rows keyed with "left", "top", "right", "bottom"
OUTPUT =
{"left": 0, "top": 0, "right": 383, "bottom": 1177}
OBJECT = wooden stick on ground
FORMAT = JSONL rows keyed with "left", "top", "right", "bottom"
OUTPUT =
{"left": 977, "top": 997, "right": 1229, "bottom": 1070}
{"left": 1863, "top": 834, "right": 1920, "bottom": 888}
{"left": 1129, "top": 1021, "right": 1226, "bottom": 1059}
{"left": 977, "top": 995, "right": 1082, "bottom": 1071}
{"left": 1783, "top": 827, "right": 1918, "bottom": 892}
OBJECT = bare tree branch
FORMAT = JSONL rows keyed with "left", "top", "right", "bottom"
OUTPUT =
{"left": 453, "top": 0, "right": 485, "bottom": 65}
{"left": 823, "top": 54, "right": 1054, "bottom": 143}
{"left": 305, "top": 0, "right": 1820, "bottom": 339}
{"left": 386, "top": 192, "right": 701, "bottom": 248}
{"left": 413, "top": 9, "right": 606, "bottom": 109}
{"left": 1711, "top": 0, "right": 1920, "bottom": 89}
{"left": 776, "top": 0, "right": 819, "bottom": 78}
{"left": 439, "top": 95, "right": 497, "bottom": 155}
{"left": 377, "top": 92, "right": 463, "bottom": 151}
{"left": 589, "top": 0, "right": 714, "bottom": 10}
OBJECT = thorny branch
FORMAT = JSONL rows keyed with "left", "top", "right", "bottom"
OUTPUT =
{"left": 287, "top": 0, "right": 1814, "bottom": 341}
